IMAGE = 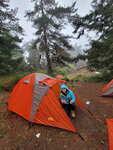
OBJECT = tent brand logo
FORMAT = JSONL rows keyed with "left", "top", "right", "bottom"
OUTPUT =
{"left": 48, "top": 117, "right": 54, "bottom": 121}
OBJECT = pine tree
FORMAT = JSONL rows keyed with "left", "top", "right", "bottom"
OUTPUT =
{"left": 72, "top": 0, "right": 113, "bottom": 78}
{"left": 0, "top": 0, "right": 24, "bottom": 75}
{"left": 25, "top": 0, "right": 77, "bottom": 73}
{"left": 23, "top": 41, "right": 42, "bottom": 69}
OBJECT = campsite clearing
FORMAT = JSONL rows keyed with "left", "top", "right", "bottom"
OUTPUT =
{"left": 0, "top": 82, "right": 112, "bottom": 150}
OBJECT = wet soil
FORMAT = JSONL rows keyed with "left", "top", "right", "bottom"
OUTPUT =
{"left": 0, "top": 82, "right": 113, "bottom": 150}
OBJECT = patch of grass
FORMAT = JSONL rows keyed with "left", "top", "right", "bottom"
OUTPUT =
{"left": 63, "top": 73, "right": 85, "bottom": 83}
{"left": 0, "top": 72, "right": 34, "bottom": 92}
{"left": 63, "top": 76, "right": 70, "bottom": 82}
{"left": 53, "top": 64, "right": 76, "bottom": 76}
{"left": 0, "top": 116, "right": 4, "bottom": 123}
{"left": 0, "top": 70, "right": 50, "bottom": 92}
{"left": 0, "top": 102, "right": 5, "bottom": 106}
{"left": 83, "top": 74, "right": 109, "bottom": 82}
{"left": 63, "top": 73, "right": 111, "bottom": 83}
{"left": 0, "top": 125, "right": 8, "bottom": 139}
{"left": 0, "top": 120, "right": 4, "bottom": 123}
{"left": 18, "top": 135, "right": 22, "bottom": 140}
{"left": 0, "top": 87, "right": 4, "bottom": 93}
{"left": 71, "top": 73, "right": 84, "bottom": 82}
{"left": 0, "top": 129, "right": 8, "bottom": 139}
{"left": 69, "top": 84, "right": 75, "bottom": 88}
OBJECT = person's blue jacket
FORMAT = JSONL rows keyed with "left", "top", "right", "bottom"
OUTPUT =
{"left": 60, "top": 84, "right": 76, "bottom": 104}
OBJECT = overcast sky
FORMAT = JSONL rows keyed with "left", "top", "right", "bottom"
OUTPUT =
{"left": 9, "top": 0, "right": 93, "bottom": 49}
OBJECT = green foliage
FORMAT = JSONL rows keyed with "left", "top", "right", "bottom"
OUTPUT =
{"left": 0, "top": 64, "right": 75, "bottom": 92}
{"left": 72, "top": 0, "right": 113, "bottom": 78}
{"left": 0, "top": 120, "right": 4, "bottom": 123}
{"left": 0, "top": 117, "right": 8, "bottom": 138}
{"left": 69, "top": 73, "right": 111, "bottom": 83}
{"left": 0, "top": 69, "right": 48, "bottom": 92}
{"left": 0, "top": 0, "right": 24, "bottom": 75}
{"left": 69, "top": 83, "right": 75, "bottom": 88}
{"left": 23, "top": 41, "right": 47, "bottom": 70}
{"left": 0, "top": 73, "right": 30, "bottom": 91}
{"left": 84, "top": 74, "right": 112, "bottom": 82}
{"left": 63, "top": 73, "right": 111, "bottom": 83}
{"left": 0, "top": 88, "right": 4, "bottom": 93}
{"left": 25, "top": 0, "right": 77, "bottom": 73}
{"left": 0, "top": 128, "right": 8, "bottom": 139}
{"left": 0, "top": 102, "right": 6, "bottom": 106}
{"left": 71, "top": 73, "right": 84, "bottom": 82}
{"left": 53, "top": 64, "right": 75, "bottom": 76}
{"left": 73, "top": 0, "right": 113, "bottom": 39}
{"left": 63, "top": 76, "right": 70, "bottom": 82}
{"left": 63, "top": 73, "right": 84, "bottom": 82}
{"left": 86, "top": 39, "right": 113, "bottom": 77}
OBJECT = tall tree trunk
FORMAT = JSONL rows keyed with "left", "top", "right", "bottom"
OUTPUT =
{"left": 41, "top": 0, "right": 52, "bottom": 73}
{"left": 45, "top": 48, "right": 52, "bottom": 73}
{"left": 43, "top": 28, "right": 52, "bottom": 73}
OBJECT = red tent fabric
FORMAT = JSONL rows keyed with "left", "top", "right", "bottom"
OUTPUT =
{"left": 8, "top": 73, "right": 87, "bottom": 133}
{"left": 107, "top": 119, "right": 113, "bottom": 150}
{"left": 102, "top": 80, "right": 113, "bottom": 96}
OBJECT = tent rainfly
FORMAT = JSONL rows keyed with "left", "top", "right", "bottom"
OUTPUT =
{"left": 101, "top": 79, "right": 113, "bottom": 96}
{"left": 107, "top": 119, "right": 113, "bottom": 150}
{"left": 8, "top": 73, "right": 89, "bottom": 140}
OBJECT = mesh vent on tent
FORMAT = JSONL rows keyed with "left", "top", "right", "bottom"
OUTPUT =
{"left": 23, "top": 78, "right": 30, "bottom": 84}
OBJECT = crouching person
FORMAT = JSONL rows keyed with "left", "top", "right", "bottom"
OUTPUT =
{"left": 60, "top": 84, "right": 76, "bottom": 118}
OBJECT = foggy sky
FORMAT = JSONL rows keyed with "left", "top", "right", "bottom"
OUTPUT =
{"left": 9, "top": 0, "right": 93, "bottom": 48}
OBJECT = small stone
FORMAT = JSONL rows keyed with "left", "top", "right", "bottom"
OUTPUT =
{"left": 48, "top": 138, "right": 51, "bottom": 142}
{"left": 101, "top": 140, "right": 104, "bottom": 144}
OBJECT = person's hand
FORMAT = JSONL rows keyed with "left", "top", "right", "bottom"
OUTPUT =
{"left": 70, "top": 101, "right": 72, "bottom": 104}
{"left": 61, "top": 99, "right": 66, "bottom": 104}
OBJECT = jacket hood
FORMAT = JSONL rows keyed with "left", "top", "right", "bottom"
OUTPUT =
{"left": 60, "top": 84, "right": 69, "bottom": 91}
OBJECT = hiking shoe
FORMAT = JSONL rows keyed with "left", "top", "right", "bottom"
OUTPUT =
{"left": 71, "top": 110, "right": 75, "bottom": 118}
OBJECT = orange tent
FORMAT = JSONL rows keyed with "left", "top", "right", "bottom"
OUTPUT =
{"left": 107, "top": 119, "right": 113, "bottom": 150}
{"left": 101, "top": 79, "right": 113, "bottom": 96}
{"left": 8, "top": 73, "right": 88, "bottom": 134}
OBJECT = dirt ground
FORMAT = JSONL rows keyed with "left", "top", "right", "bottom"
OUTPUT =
{"left": 0, "top": 82, "right": 113, "bottom": 150}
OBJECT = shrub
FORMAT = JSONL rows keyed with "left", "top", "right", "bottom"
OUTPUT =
{"left": 71, "top": 73, "right": 84, "bottom": 82}
{"left": 53, "top": 64, "right": 75, "bottom": 76}
{"left": 83, "top": 73, "right": 111, "bottom": 82}
{"left": 63, "top": 76, "right": 70, "bottom": 82}
{"left": 0, "top": 69, "right": 49, "bottom": 92}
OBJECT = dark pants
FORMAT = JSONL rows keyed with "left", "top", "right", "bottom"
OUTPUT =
{"left": 61, "top": 103, "right": 75, "bottom": 117}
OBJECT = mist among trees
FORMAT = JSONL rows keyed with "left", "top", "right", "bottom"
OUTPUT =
{"left": 0, "top": 0, "right": 113, "bottom": 80}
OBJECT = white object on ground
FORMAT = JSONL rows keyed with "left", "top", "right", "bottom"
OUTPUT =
{"left": 86, "top": 101, "right": 90, "bottom": 105}
{"left": 95, "top": 71, "right": 100, "bottom": 74}
{"left": 36, "top": 133, "right": 41, "bottom": 138}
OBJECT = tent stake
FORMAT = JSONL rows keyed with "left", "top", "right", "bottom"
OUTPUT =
{"left": 28, "top": 122, "right": 34, "bottom": 130}
{"left": 87, "top": 109, "right": 93, "bottom": 115}
{"left": 77, "top": 132, "right": 84, "bottom": 141}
